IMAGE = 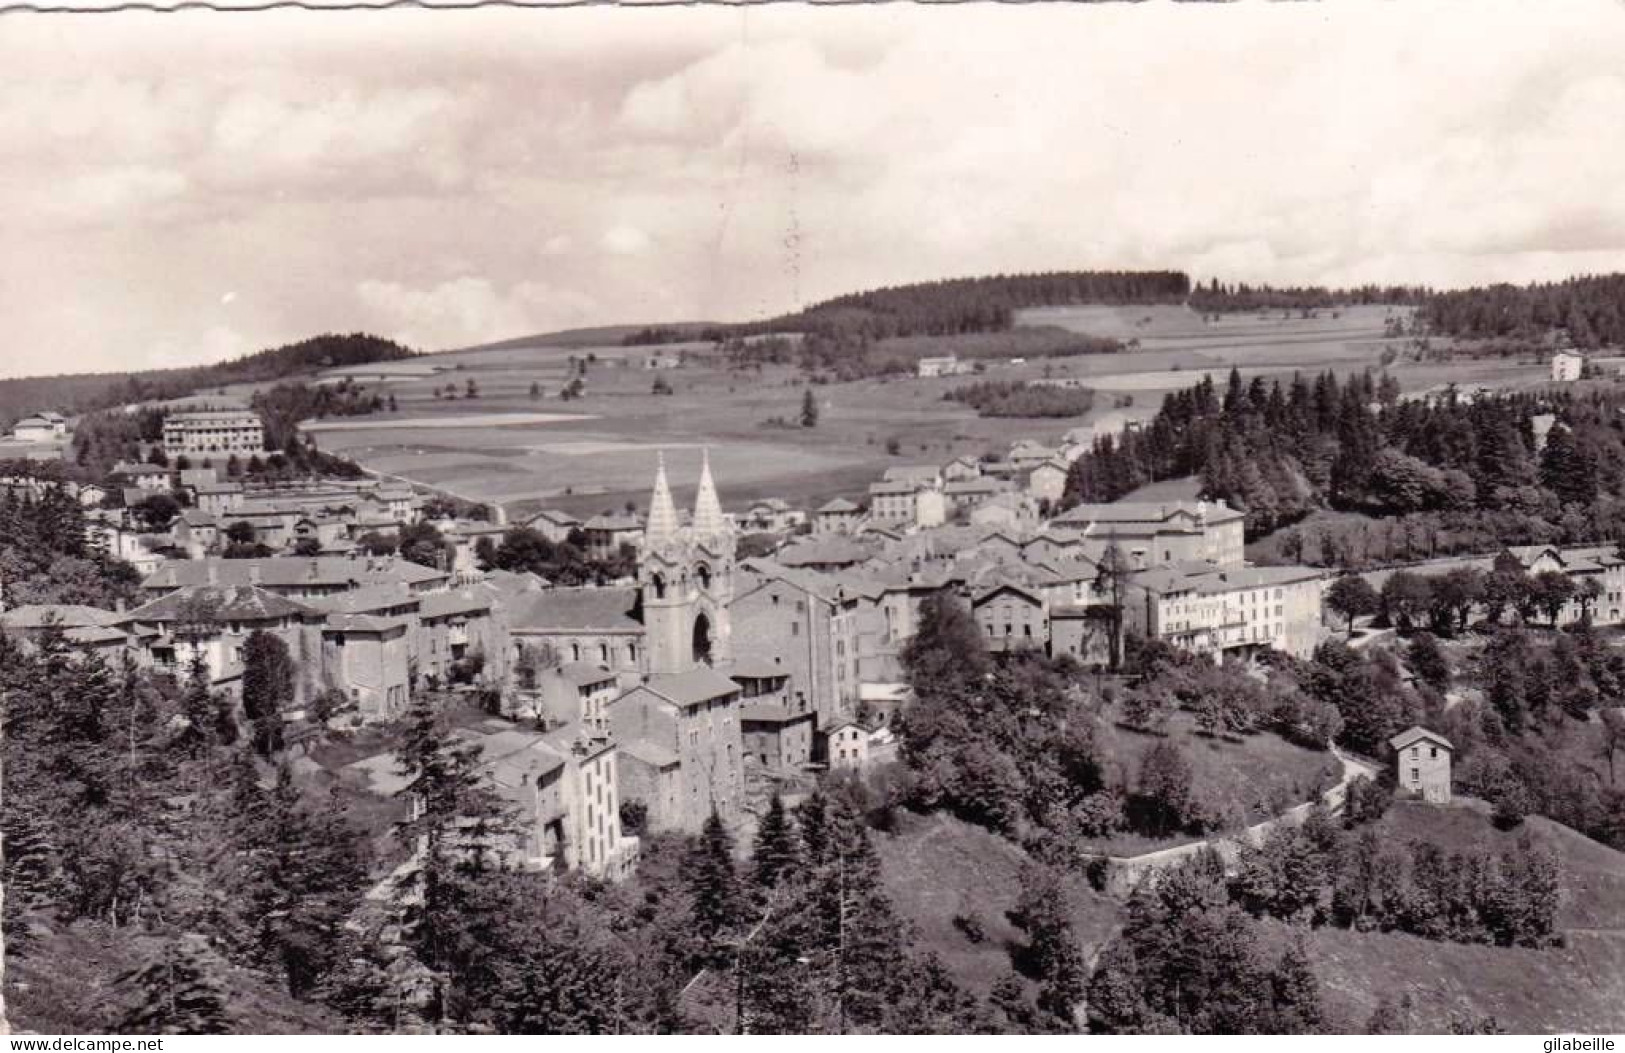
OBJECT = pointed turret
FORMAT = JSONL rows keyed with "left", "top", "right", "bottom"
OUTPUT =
{"left": 692, "top": 447, "right": 729, "bottom": 539}
{"left": 646, "top": 451, "right": 679, "bottom": 546}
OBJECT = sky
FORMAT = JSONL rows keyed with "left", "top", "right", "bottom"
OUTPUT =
{"left": 3, "top": 0, "right": 1625, "bottom": 378}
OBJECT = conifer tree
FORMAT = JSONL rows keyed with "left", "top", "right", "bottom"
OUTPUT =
{"left": 115, "top": 934, "right": 232, "bottom": 1034}
{"left": 801, "top": 387, "right": 820, "bottom": 428}
{"left": 1268, "top": 940, "right": 1325, "bottom": 1033}
{"left": 684, "top": 809, "right": 743, "bottom": 968}
{"left": 241, "top": 630, "right": 294, "bottom": 755}
{"left": 751, "top": 793, "right": 800, "bottom": 892}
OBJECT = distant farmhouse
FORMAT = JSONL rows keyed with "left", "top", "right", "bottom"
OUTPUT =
{"left": 1552, "top": 349, "right": 1586, "bottom": 382}
{"left": 10, "top": 410, "right": 67, "bottom": 443}
{"left": 917, "top": 354, "right": 973, "bottom": 378}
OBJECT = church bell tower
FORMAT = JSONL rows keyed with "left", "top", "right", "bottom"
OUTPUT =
{"left": 639, "top": 450, "right": 735, "bottom": 677}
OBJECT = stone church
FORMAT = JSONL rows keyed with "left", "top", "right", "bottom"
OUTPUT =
{"left": 608, "top": 452, "right": 749, "bottom": 835}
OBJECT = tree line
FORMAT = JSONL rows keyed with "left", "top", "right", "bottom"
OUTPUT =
{"left": 1063, "top": 367, "right": 1625, "bottom": 540}
{"left": 945, "top": 380, "right": 1096, "bottom": 419}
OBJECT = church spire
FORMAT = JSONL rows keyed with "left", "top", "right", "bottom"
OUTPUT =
{"left": 646, "top": 451, "right": 679, "bottom": 545}
{"left": 692, "top": 447, "right": 728, "bottom": 538}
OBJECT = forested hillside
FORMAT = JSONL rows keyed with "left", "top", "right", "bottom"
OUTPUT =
{"left": 1421, "top": 274, "right": 1625, "bottom": 349}
{"left": 0, "top": 333, "right": 416, "bottom": 429}
{"left": 1063, "top": 368, "right": 1625, "bottom": 543}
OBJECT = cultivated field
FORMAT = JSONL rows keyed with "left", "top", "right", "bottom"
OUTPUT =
{"left": 282, "top": 302, "right": 1563, "bottom": 520}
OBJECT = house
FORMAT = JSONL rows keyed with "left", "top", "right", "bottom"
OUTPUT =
{"left": 320, "top": 614, "right": 412, "bottom": 720}
{"left": 522, "top": 508, "right": 582, "bottom": 543}
{"left": 120, "top": 583, "right": 322, "bottom": 690}
{"left": 1027, "top": 457, "right": 1071, "bottom": 505}
{"left": 1390, "top": 726, "right": 1452, "bottom": 803}
{"left": 467, "top": 726, "right": 637, "bottom": 880}
{"left": 11, "top": 413, "right": 66, "bottom": 443}
{"left": 944, "top": 476, "right": 1010, "bottom": 516}
{"left": 110, "top": 461, "right": 172, "bottom": 492}
{"left": 739, "top": 498, "right": 805, "bottom": 534}
{"left": 867, "top": 478, "right": 945, "bottom": 530}
{"left": 970, "top": 491, "right": 1041, "bottom": 531}
{"left": 740, "top": 702, "right": 816, "bottom": 770}
{"left": 971, "top": 582, "right": 1049, "bottom": 654}
{"left": 824, "top": 720, "right": 898, "bottom": 770}
{"left": 526, "top": 661, "right": 620, "bottom": 733}
{"left": 814, "top": 497, "right": 864, "bottom": 535}
{"left": 609, "top": 667, "right": 746, "bottom": 834}
{"left": 733, "top": 562, "right": 865, "bottom": 725}
{"left": 193, "top": 481, "right": 245, "bottom": 516}
{"left": 1049, "top": 604, "right": 1112, "bottom": 667}
{"left": 581, "top": 513, "right": 643, "bottom": 561}
{"left": 0, "top": 604, "right": 133, "bottom": 661}
{"left": 1122, "top": 562, "right": 1325, "bottom": 661}
{"left": 942, "top": 455, "right": 982, "bottom": 481}
{"left": 1552, "top": 350, "right": 1585, "bottom": 382}
{"left": 778, "top": 536, "right": 876, "bottom": 572}
{"left": 917, "top": 355, "right": 970, "bottom": 378}
{"left": 1050, "top": 499, "right": 1247, "bottom": 568}
{"left": 1007, "top": 440, "right": 1060, "bottom": 472}
{"left": 141, "top": 555, "right": 451, "bottom": 600}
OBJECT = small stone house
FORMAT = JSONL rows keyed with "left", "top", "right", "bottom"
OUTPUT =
{"left": 1390, "top": 726, "right": 1452, "bottom": 803}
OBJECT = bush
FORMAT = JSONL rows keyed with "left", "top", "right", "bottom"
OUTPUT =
{"left": 952, "top": 911, "right": 987, "bottom": 944}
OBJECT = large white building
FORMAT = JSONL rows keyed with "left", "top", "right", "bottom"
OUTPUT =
{"left": 1124, "top": 563, "right": 1325, "bottom": 660}
{"left": 163, "top": 409, "right": 266, "bottom": 457}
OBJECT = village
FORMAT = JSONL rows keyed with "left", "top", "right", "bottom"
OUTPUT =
{"left": 7, "top": 377, "right": 1619, "bottom": 897}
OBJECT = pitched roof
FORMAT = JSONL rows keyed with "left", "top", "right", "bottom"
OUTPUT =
{"left": 142, "top": 556, "right": 445, "bottom": 591}
{"left": 125, "top": 584, "right": 320, "bottom": 623}
{"left": 644, "top": 668, "right": 741, "bottom": 707}
{"left": 0, "top": 604, "right": 117, "bottom": 630}
{"left": 777, "top": 537, "right": 876, "bottom": 568}
{"left": 557, "top": 661, "right": 618, "bottom": 687}
{"left": 418, "top": 587, "right": 496, "bottom": 619}
{"left": 323, "top": 613, "right": 410, "bottom": 634}
{"left": 730, "top": 656, "right": 791, "bottom": 680}
{"left": 817, "top": 497, "right": 861, "bottom": 514}
{"left": 619, "top": 738, "right": 680, "bottom": 769}
{"left": 584, "top": 513, "right": 642, "bottom": 531}
{"left": 509, "top": 586, "right": 642, "bottom": 633}
{"left": 740, "top": 703, "right": 809, "bottom": 724}
{"left": 1389, "top": 726, "right": 1453, "bottom": 752}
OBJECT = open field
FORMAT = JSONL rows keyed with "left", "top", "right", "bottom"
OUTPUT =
{"left": 276, "top": 302, "right": 1585, "bottom": 520}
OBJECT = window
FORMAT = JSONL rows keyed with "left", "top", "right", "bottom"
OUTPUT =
{"left": 1410, "top": 767, "right": 1420, "bottom": 783}
{"left": 1411, "top": 746, "right": 1418, "bottom": 759}
{"left": 1429, "top": 747, "right": 1438, "bottom": 759}
{"left": 791, "top": 622, "right": 800, "bottom": 637}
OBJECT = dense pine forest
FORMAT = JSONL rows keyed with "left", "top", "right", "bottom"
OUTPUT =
{"left": 1063, "top": 367, "right": 1625, "bottom": 549}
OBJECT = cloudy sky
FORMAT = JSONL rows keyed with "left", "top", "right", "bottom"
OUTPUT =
{"left": 3, "top": 0, "right": 1624, "bottom": 378}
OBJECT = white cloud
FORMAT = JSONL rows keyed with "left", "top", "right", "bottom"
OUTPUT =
{"left": 602, "top": 224, "right": 653, "bottom": 256}
{"left": 5, "top": 1, "right": 1625, "bottom": 376}
{"left": 355, "top": 276, "right": 600, "bottom": 352}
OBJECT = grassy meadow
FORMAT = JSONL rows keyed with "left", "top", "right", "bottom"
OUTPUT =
{"left": 259, "top": 301, "right": 1578, "bottom": 520}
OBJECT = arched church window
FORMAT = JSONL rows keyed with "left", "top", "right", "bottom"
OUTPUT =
{"left": 650, "top": 573, "right": 666, "bottom": 600}
{"left": 696, "top": 563, "right": 712, "bottom": 591}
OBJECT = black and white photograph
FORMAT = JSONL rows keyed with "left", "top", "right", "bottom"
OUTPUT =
{"left": 2, "top": 0, "right": 1624, "bottom": 1039}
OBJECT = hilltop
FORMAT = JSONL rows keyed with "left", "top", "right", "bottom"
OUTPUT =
{"left": 0, "top": 333, "right": 417, "bottom": 430}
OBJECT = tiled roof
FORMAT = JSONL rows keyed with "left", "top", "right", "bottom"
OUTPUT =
{"left": 125, "top": 584, "right": 319, "bottom": 623}
{"left": 143, "top": 556, "right": 445, "bottom": 591}
{"left": 645, "top": 668, "right": 741, "bottom": 707}
{"left": 584, "top": 514, "right": 642, "bottom": 531}
{"left": 509, "top": 587, "right": 642, "bottom": 633}
{"left": 740, "top": 702, "right": 807, "bottom": 723}
{"left": 0, "top": 604, "right": 118, "bottom": 629}
{"left": 817, "top": 497, "right": 861, "bottom": 514}
{"left": 777, "top": 537, "right": 876, "bottom": 568}
{"left": 1390, "top": 726, "right": 1453, "bottom": 752}
{"left": 557, "top": 661, "right": 618, "bottom": 687}
{"left": 323, "top": 614, "right": 410, "bottom": 634}
{"left": 619, "top": 738, "right": 680, "bottom": 769}
{"left": 418, "top": 587, "right": 495, "bottom": 619}
{"left": 730, "top": 656, "right": 791, "bottom": 680}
